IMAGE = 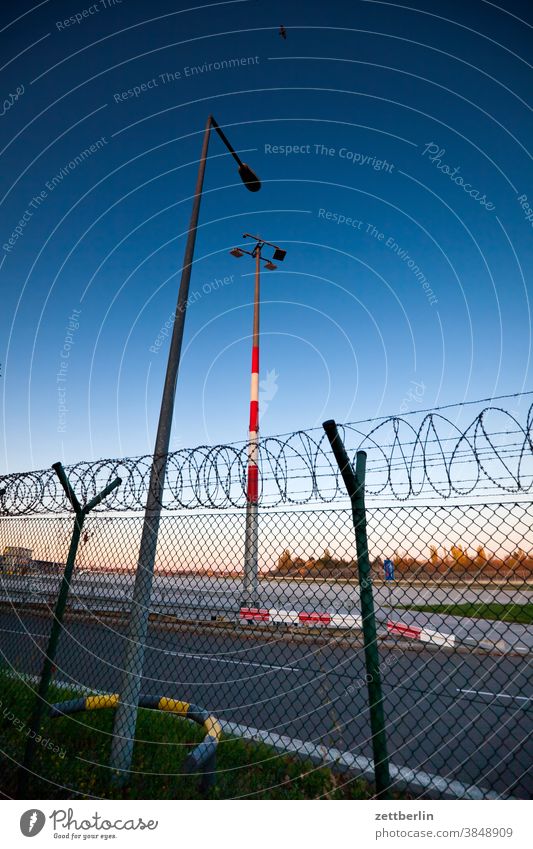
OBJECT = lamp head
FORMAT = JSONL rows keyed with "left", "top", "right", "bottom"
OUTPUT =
{"left": 230, "top": 248, "right": 244, "bottom": 258}
{"left": 238, "top": 163, "right": 261, "bottom": 192}
{"left": 264, "top": 261, "right": 277, "bottom": 270}
{"left": 273, "top": 248, "right": 286, "bottom": 262}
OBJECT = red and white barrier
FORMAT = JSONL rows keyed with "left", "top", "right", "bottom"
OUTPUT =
{"left": 386, "top": 620, "right": 456, "bottom": 648}
{"left": 240, "top": 608, "right": 458, "bottom": 647}
{"left": 239, "top": 608, "right": 270, "bottom": 622}
{"left": 239, "top": 607, "right": 362, "bottom": 629}
{"left": 239, "top": 610, "right": 502, "bottom": 652}
{"left": 385, "top": 619, "right": 507, "bottom": 651}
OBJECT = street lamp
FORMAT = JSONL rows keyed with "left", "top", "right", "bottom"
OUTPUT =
{"left": 230, "top": 234, "right": 287, "bottom": 604}
{"left": 110, "top": 116, "right": 261, "bottom": 783}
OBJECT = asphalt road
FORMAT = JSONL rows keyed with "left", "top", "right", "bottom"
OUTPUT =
{"left": 2, "top": 572, "right": 532, "bottom": 650}
{"left": 1, "top": 609, "right": 531, "bottom": 798}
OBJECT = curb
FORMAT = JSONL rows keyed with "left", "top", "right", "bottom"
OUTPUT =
{"left": 239, "top": 607, "right": 529, "bottom": 654}
{"left": 4, "top": 602, "right": 526, "bottom": 656}
{"left": 218, "top": 720, "right": 507, "bottom": 800}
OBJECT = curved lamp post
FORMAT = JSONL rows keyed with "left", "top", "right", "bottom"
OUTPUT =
{"left": 110, "top": 116, "right": 261, "bottom": 783}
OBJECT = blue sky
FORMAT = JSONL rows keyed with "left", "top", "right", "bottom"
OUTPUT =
{"left": 1, "top": 0, "right": 532, "bottom": 472}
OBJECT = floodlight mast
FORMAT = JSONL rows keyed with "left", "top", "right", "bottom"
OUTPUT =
{"left": 230, "top": 234, "right": 287, "bottom": 603}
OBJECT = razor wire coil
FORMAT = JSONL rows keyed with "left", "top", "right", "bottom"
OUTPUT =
{"left": 1, "top": 403, "right": 533, "bottom": 515}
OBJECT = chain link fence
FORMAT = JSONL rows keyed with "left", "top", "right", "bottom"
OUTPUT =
{"left": 0, "top": 498, "right": 531, "bottom": 799}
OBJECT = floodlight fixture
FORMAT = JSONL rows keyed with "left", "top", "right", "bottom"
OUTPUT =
{"left": 230, "top": 248, "right": 244, "bottom": 258}
{"left": 238, "top": 163, "right": 261, "bottom": 192}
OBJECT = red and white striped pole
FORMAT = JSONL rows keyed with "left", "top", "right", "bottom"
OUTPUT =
{"left": 233, "top": 233, "right": 285, "bottom": 602}
{"left": 243, "top": 245, "right": 261, "bottom": 603}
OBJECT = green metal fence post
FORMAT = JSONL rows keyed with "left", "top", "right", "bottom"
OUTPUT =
{"left": 18, "top": 462, "right": 121, "bottom": 795}
{"left": 323, "top": 419, "right": 391, "bottom": 797}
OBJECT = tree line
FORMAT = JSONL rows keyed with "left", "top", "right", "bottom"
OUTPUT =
{"left": 274, "top": 546, "right": 533, "bottom": 578}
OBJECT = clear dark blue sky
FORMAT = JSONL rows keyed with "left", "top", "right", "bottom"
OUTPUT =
{"left": 1, "top": 0, "right": 532, "bottom": 472}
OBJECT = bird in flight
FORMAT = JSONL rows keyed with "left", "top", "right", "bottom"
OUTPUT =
{"left": 279, "top": 24, "right": 287, "bottom": 40}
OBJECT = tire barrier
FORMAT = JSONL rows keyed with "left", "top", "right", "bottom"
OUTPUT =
{"left": 49, "top": 694, "right": 222, "bottom": 792}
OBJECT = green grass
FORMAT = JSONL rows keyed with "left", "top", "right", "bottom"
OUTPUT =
{"left": 395, "top": 602, "right": 533, "bottom": 625}
{"left": 0, "top": 673, "right": 404, "bottom": 800}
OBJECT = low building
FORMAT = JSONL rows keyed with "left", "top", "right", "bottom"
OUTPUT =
{"left": 0, "top": 546, "right": 33, "bottom": 573}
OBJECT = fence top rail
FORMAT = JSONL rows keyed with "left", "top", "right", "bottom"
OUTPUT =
{"left": 1, "top": 499, "right": 533, "bottom": 523}
{"left": 1, "top": 400, "right": 532, "bottom": 515}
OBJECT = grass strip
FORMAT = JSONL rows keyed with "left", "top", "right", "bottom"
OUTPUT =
{"left": 394, "top": 603, "right": 533, "bottom": 625}
{"left": 0, "top": 673, "right": 405, "bottom": 800}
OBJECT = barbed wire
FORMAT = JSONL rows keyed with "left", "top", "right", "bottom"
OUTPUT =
{"left": 1, "top": 402, "right": 532, "bottom": 515}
